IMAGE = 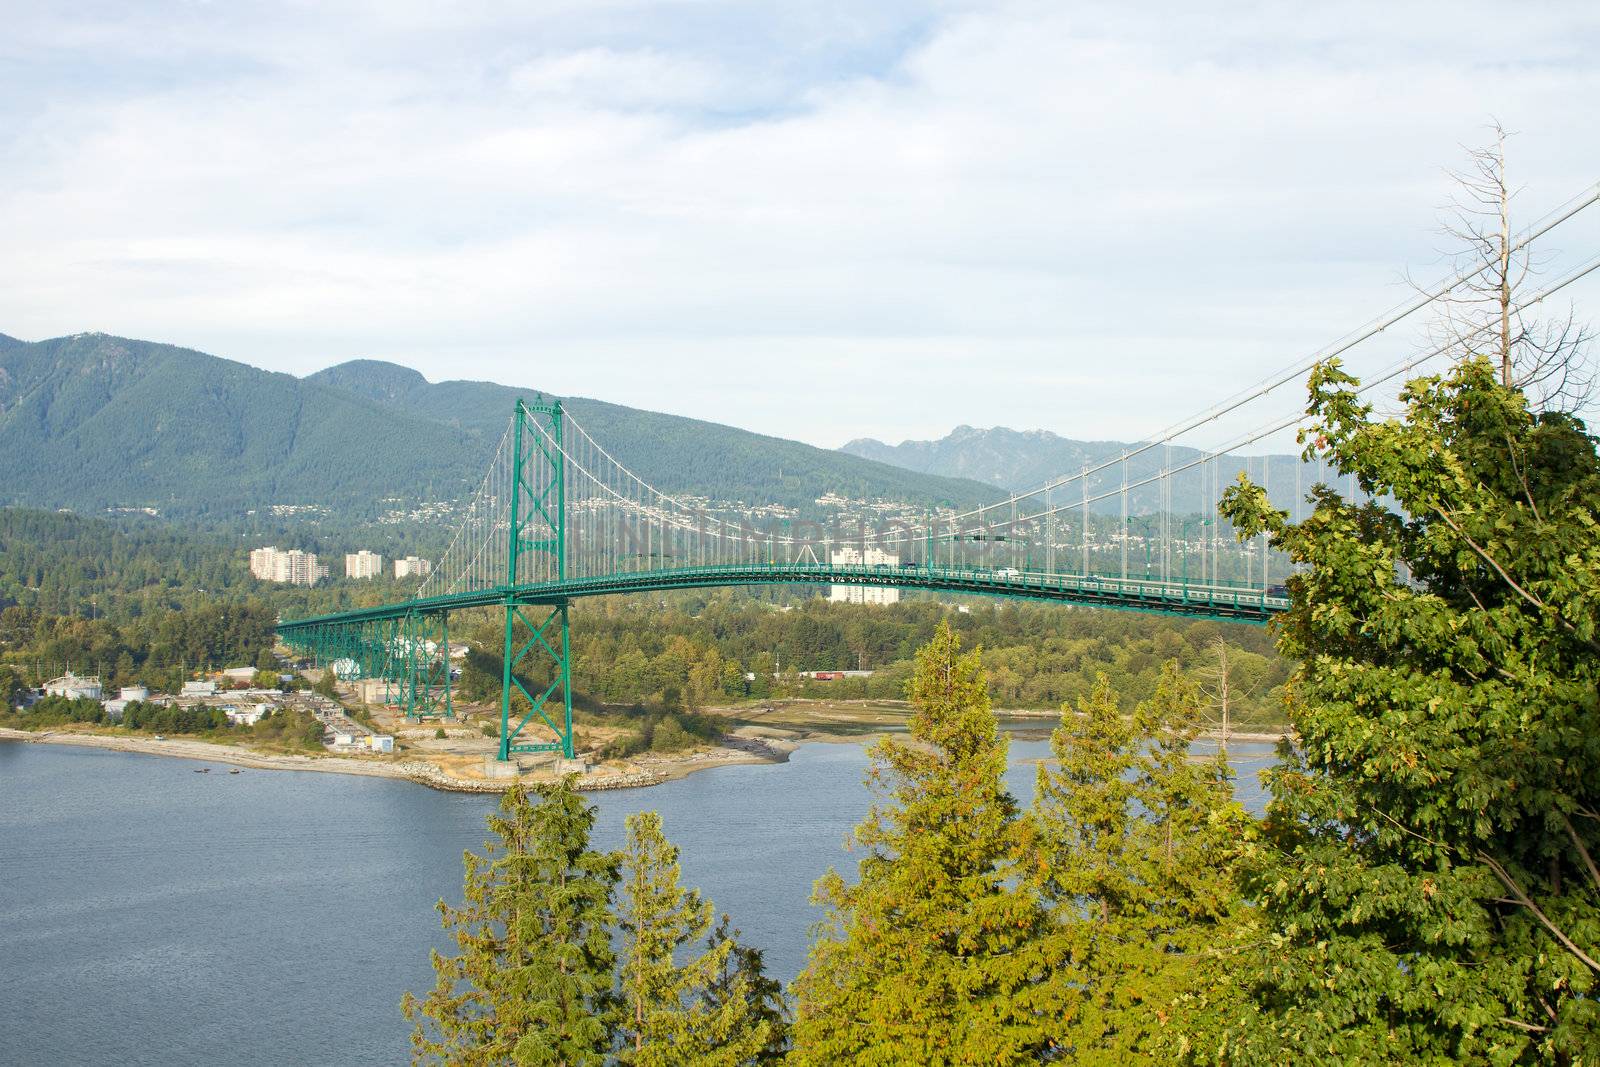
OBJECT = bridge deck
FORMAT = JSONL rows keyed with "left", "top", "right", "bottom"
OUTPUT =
{"left": 277, "top": 563, "right": 1287, "bottom": 633}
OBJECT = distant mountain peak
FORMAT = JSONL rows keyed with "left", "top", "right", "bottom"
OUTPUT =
{"left": 840, "top": 422, "right": 1311, "bottom": 517}
{"left": 306, "top": 359, "right": 429, "bottom": 403}
{"left": 839, "top": 424, "right": 1128, "bottom": 490}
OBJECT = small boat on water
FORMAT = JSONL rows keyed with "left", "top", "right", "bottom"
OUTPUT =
{"left": 228, "top": 769, "right": 241, "bottom": 775}
{"left": 195, "top": 767, "right": 209, "bottom": 774}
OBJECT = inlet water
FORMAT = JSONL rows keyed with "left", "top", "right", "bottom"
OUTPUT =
{"left": 0, "top": 734, "right": 1275, "bottom": 1065}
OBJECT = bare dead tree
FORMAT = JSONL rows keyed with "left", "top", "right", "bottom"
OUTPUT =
{"left": 1194, "top": 638, "right": 1272, "bottom": 755}
{"left": 1420, "top": 121, "right": 1596, "bottom": 412}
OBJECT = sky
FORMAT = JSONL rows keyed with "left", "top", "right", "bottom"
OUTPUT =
{"left": 3, "top": 1, "right": 1598, "bottom": 450}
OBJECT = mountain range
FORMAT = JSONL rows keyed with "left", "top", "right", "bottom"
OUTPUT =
{"left": 843, "top": 425, "right": 1137, "bottom": 491}
{"left": 0, "top": 332, "right": 1003, "bottom": 519}
{"left": 0, "top": 330, "right": 1328, "bottom": 528}
{"left": 843, "top": 425, "right": 1320, "bottom": 515}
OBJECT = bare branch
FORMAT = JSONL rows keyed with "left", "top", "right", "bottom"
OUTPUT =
{"left": 1498, "top": 1016, "right": 1550, "bottom": 1035}
{"left": 1563, "top": 812, "right": 1600, "bottom": 894}
{"left": 1431, "top": 507, "right": 1600, "bottom": 655}
{"left": 1420, "top": 122, "right": 1597, "bottom": 411}
{"left": 1479, "top": 850, "right": 1600, "bottom": 976}
{"left": 1432, "top": 507, "right": 1548, "bottom": 611}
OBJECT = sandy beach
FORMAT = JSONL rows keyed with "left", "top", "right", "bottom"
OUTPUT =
{"left": 0, "top": 726, "right": 795, "bottom": 793}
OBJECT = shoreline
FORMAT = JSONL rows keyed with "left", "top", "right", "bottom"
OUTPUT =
{"left": 0, "top": 726, "right": 793, "bottom": 793}
{"left": 0, "top": 713, "right": 1283, "bottom": 793}
{"left": 713, "top": 698, "right": 1289, "bottom": 746}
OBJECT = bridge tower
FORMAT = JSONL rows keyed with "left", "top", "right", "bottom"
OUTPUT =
{"left": 396, "top": 610, "right": 453, "bottom": 721}
{"left": 499, "top": 397, "right": 576, "bottom": 762}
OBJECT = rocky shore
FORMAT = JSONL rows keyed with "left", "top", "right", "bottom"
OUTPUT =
{"left": 395, "top": 759, "right": 668, "bottom": 793}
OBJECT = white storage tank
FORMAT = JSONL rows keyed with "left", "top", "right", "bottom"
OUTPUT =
{"left": 120, "top": 686, "right": 149, "bottom": 702}
{"left": 44, "top": 671, "right": 102, "bottom": 700}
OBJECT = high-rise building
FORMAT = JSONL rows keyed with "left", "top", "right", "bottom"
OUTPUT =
{"left": 829, "top": 546, "right": 900, "bottom": 605}
{"left": 249, "top": 547, "right": 326, "bottom": 586}
{"left": 394, "top": 555, "right": 433, "bottom": 579}
{"left": 249, "top": 547, "right": 278, "bottom": 581}
{"left": 345, "top": 550, "right": 384, "bottom": 579}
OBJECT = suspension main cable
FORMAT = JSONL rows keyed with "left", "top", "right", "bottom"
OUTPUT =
{"left": 419, "top": 418, "right": 514, "bottom": 598}
{"left": 420, "top": 200, "right": 1600, "bottom": 580}
{"left": 865, "top": 250, "right": 1600, "bottom": 544}
{"left": 874, "top": 178, "right": 1600, "bottom": 540}
{"left": 554, "top": 414, "right": 813, "bottom": 546}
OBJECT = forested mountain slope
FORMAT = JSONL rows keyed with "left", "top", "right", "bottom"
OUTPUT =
{"left": 0, "top": 334, "right": 483, "bottom": 516}
{"left": 306, "top": 359, "right": 1003, "bottom": 510}
{"left": 0, "top": 333, "right": 1002, "bottom": 518}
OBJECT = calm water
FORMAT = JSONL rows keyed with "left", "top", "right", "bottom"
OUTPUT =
{"left": 0, "top": 733, "right": 1274, "bottom": 1065}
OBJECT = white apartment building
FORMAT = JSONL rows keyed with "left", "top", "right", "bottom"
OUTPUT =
{"left": 829, "top": 546, "right": 900, "bottom": 605}
{"left": 345, "top": 549, "right": 384, "bottom": 579}
{"left": 248, "top": 547, "right": 277, "bottom": 580}
{"left": 250, "top": 547, "right": 327, "bottom": 586}
{"left": 394, "top": 555, "right": 433, "bottom": 579}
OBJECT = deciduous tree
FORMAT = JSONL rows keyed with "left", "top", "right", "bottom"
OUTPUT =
{"left": 1220, "top": 356, "right": 1600, "bottom": 1062}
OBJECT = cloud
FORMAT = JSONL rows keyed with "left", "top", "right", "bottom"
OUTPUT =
{"left": 506, "top": 48, "right": 732, "bottom": 110}
{"left": 0, "top": 0, "right": 1597, "bottom": 451}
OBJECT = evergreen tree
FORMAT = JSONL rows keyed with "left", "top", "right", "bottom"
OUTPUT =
{"left": 402, "top": 778, "right": 620, "bottom": 1066}
{"left": 1033, "top": 666, "right": 1251, "bottom": 1062}
{"left": 616, "top": 811, "right": 772, "bottom": 1065}
{"left": 1220, "top": 357, "right": 1600, "bottom": 1062}
{"left": 0, "top": 665, "right": 26, "bottom": 708}
{"left": 701, "top": 914, "right": 788, "bottom": 1063}
{"left": 790, "top": 622, "right": 1055, "bottom": 1065}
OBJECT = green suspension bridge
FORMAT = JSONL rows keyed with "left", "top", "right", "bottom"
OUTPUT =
{"left": 275, "top": 179, "right": 1600, "bottom": 762}
{"left": 278, "top": 393, "right": 1293, "bottom": 762}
